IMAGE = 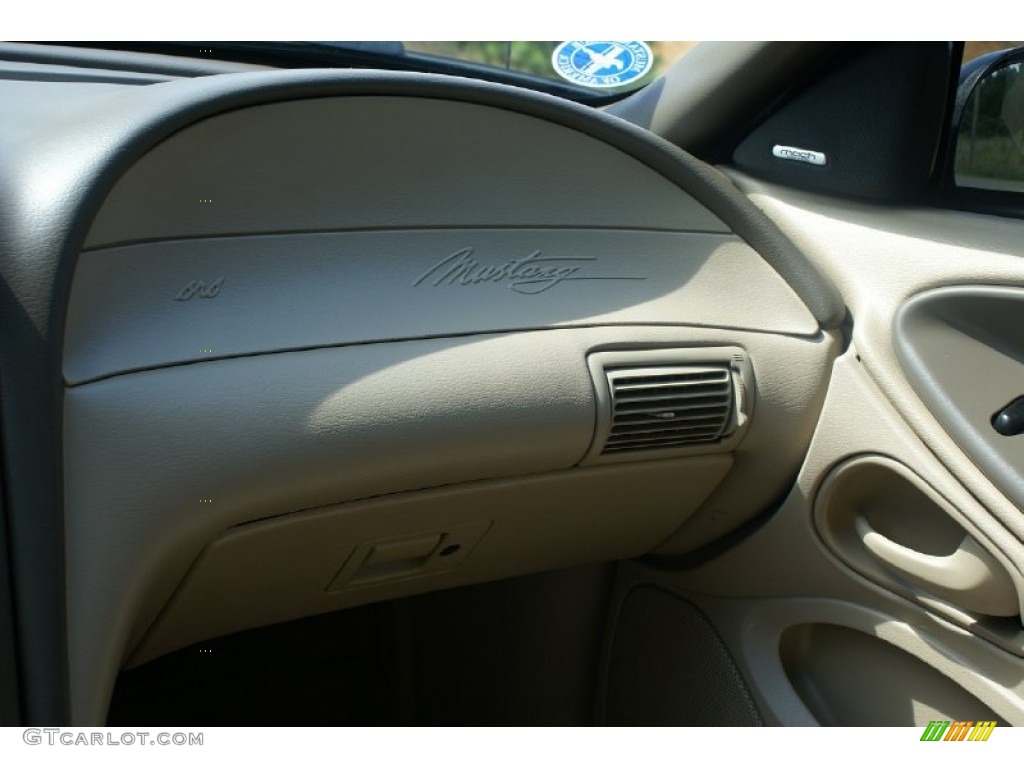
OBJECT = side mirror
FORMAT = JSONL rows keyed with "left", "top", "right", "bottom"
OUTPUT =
{"left": 954, "top": 47, "right": 1024, "bottom": 192}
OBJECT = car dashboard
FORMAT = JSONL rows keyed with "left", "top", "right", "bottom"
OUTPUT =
{"left": 0, "top": 44, "right": 856, "bottom": 726}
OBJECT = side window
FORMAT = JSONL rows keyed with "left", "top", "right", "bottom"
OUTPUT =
{"left": 953, "top": 43, "right": 1024, "bottom": 193}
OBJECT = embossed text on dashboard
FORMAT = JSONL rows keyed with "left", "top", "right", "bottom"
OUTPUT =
{"left": 414, "top": 248, "right": 645, "bottom": 295}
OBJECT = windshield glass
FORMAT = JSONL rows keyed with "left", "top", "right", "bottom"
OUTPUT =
{"left": 24, "top": 40, "right": 699, "bottom": 103}
{"left": 405, "top": 41, "right": 698, "bottom": 96}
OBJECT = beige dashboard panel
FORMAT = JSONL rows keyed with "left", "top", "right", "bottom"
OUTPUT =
{"left": 55, "top": 93, "right": 838, "bottom": 727}
{"left": 63, "top": 323, "right": 835, "bottom": 724}
{"left": 83, "top": 96, "right": 730, "bottom": 248}
{"left": 66, "top": 96, "right": 820, "bottom": 385}
{"left": 128, "top": 455, "right": 733, "bottom": 667}
{"left": 65, "top": 232, "right": 817, "bottom": 383}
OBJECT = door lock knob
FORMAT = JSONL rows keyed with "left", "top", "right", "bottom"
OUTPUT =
{"left": 992, "top": 396, "right": 1024, "bottom": 436}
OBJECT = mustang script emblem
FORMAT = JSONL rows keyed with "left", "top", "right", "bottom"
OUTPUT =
{"left": 414, "top": 248, "right": 644, "bottom": 295}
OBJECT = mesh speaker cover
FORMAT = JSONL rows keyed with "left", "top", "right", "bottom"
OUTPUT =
{"left": 604, "top": 585, "right": 762, "bottom": 726}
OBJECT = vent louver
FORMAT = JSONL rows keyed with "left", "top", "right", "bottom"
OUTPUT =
{"left": 601, "top": 365, "right": 734, "bottom": 455}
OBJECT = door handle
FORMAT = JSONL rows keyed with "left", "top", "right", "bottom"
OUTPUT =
{"left": 855, "top": 517, "right": 1019, "bottom": 617}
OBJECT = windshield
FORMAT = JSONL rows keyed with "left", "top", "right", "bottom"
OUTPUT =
{"left": 404, "top": 41, "right": 698, "bottom": 96}
{"left": 35, "top": 41, "right": 699, "bottom": 102}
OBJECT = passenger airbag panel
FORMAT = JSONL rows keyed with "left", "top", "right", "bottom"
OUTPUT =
{"left": 65, "top": 231, "right": 816, "bottom": 383}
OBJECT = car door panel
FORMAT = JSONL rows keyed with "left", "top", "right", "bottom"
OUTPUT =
{"left": 594, "top": 170, "right": 1024, "bottom": 726}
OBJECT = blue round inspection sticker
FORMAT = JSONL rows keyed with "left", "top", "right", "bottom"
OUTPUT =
{"left": 551, "top": 41, "right": 653, "bottom": 89}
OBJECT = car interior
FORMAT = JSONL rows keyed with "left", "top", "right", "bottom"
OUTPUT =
{"left": 2, "top": 40, "right": 1024, "bottom": 727}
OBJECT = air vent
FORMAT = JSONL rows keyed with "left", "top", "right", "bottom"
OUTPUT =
{"left": 581, "top": 347, "right": 752, "bottom": 465}
{"left": 601, "top": 366, "right": 734, "bottom": 455}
